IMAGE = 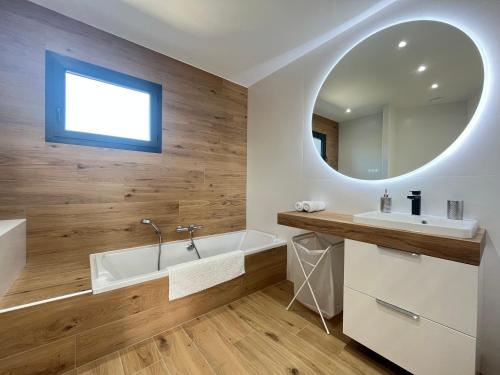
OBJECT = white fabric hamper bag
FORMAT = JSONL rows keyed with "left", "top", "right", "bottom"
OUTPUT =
{"left": 292, "top": 232, "right": 344, "bottom": 319}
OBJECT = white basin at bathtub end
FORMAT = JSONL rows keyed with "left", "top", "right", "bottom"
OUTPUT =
{"left": 353, "top": 211, "right": 478, "bottom": 239}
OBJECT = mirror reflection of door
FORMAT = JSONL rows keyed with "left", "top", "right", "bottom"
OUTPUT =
{"left": 312, "top": 115, "right": 338, "bottom": 169}
{"left": 312, "top": 21, "right": 483, "bottom": 180}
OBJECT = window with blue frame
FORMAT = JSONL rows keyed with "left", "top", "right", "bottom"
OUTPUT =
{"left": 45, "top": 51, "right": 162, "bottom": 153}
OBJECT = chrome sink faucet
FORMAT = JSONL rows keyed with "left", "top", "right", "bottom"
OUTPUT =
{"left": 140, "top": 219, "right": 162, "bottom": 270}
{"left": 407, "top": 191, "right": 422, "bottom": 215}
{"left": 176, "top": 224, "right": 202, "bottom": 259}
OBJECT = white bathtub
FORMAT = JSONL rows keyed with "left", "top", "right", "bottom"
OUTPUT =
{"left": 90, "top": 229, "right": 286, "bottom": 294}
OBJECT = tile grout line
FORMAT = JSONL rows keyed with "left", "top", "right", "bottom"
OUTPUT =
{"left": 180, "top": 325, "right": 218, "bottom": 375}
{"left": 149, "top": 331, "right": 175, "bottom": 375}
{"left": 119, "top": 339, "right": 165, "bottom": 375}
{"left": 73, "top": 335, "right": 77, "bottom": 374}
{"left": 117, "top": 350, "right": 127, "bottom": 375}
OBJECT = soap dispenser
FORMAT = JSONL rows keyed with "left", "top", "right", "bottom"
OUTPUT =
{"left": 380, "top": 189, "right": 392, "bottom": 213}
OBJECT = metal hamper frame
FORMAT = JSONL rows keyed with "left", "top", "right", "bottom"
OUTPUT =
{"left": 286, "top": 232, "right": 342, "bottom": 335}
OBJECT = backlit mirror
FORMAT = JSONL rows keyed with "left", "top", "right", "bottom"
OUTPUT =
{"left": 312, "top": 21, "right": 484, "bottom": 180}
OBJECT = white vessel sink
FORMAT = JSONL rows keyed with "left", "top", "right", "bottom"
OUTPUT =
{"left": 353, "top": 211, "right": 478, "bottom": 238}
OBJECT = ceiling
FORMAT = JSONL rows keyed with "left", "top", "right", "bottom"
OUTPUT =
{"left": 29, "top": 0, "right": 393, "bottom": 87}
{"left": 314, "top": 21, "right": 484, "bottom": 122}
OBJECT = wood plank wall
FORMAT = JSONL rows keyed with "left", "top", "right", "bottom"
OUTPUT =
{"left": 312, "top": 114, "right": 339, "bottom": 169}
{"left": 0, "top": 0, "right": 247, "bottom": 294}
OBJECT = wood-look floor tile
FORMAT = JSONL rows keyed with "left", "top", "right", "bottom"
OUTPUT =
{"left": 339, "top": 341, "right": 410, "bottom": 375}
{"left": 205, "top": 305, "right": 252, "bottom": 344}
{"left": 234, "top": 330, "right": 317, "bottom": 375}
{"left": 257, "top": 324, "right": 355, "bottom": 375}
{"left": 134, "top": 361, "right": 171, "bottom": 375}
{"left": 226, "top": 295, "right": 305, "bottom": 339}
{"left": 296, "top": 323, "right": 347, "bottom": 357}
{"left": 245, "top": 291, "right": 310, "bottom": 332}
{"left": 67, "top": 281, "right": 407, "bottom": 375}
{"left": 153, "top": 327, "right": 214, "bottom": 375}
{"left": 261, "top": 280, "right": 338, "bottom": 333}
{"left": 76, "top": 352, "right": 124, "bottom": 375}
{"left": 227, "top": 295, "right": 355, "bottom": 375}
{"left": 182, "top": 316, "right": 251, "bottom": 375}
{"left": 119, "top": 339, "right": 161, "bottom": 375}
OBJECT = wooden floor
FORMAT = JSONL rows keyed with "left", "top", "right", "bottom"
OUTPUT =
{"left": 66, "top": 281, "right": 409, "bottom": 375}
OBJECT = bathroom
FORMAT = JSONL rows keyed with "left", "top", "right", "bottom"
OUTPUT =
{"left": 0, "top": 0, "right": 499, "bottom": 374}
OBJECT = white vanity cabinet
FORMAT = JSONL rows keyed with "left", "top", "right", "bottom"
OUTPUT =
{"left": 343, "top": 239, "right": 478, "bottom": 375}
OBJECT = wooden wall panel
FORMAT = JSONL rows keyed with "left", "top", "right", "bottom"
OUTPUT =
{"left": 312, "top": 114, "right": 339, "bottom": 169}
{"left": 0, "top": 1, "right": 247, "bottom": 306}
{"left": 0, "top": 337, "right": 75, "bottom": 375}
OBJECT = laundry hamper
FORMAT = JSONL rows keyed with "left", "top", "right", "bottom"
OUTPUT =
{"left": 289, "top": 232, "right": 344, "bottom": 333}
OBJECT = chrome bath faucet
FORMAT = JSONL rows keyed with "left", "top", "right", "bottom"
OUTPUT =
{"left": 176, "top": 224, "right": 203, "bottom": 259}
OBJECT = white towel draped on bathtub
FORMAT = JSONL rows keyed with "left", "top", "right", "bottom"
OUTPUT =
{"left": 167, "top": 250, "right": 245, "bottom": 301}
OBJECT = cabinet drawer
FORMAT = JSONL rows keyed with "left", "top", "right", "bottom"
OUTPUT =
{"left": 344, "top": 239, "right": 478, "bottom": 336}
{"left": 344, "top": 286, "right": 476, "bottom": 375}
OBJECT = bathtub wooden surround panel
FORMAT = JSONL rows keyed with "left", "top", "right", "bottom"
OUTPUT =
{"left": 0, "top": 246, "right": 286, "bottom": 374}
{"left": 0, "top": 1, "right": 247, "bottom": 307}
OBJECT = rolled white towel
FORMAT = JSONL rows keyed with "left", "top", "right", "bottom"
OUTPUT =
{"left": 294, "top": 201, "right": 304, "bottom": 211}
{"left": 303, "top": 201, "right": 326, "bottom": 213}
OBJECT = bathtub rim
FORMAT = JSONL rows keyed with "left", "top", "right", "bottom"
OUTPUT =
{"left": 90, "top": 229, "right": 286, "bottom": 294}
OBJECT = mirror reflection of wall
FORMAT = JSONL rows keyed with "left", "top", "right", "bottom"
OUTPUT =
{"left": 312, "top": 21, "right": 484, "bottom": 180}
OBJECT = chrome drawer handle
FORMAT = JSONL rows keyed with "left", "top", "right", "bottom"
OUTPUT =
{"left": 377, "top": 245, "right": 420, "bottom": 257}
{"left": 376, "top": 298, "right": 420, "bottom": 320}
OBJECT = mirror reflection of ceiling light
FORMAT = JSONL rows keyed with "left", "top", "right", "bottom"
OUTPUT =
{"left": 429, "top": 96, "right": 443, "bottom": 102}
{"left": 345, "top": 108, "right": 352, "bottom": 113}
{"left": 417, "top": 65, "right": 427, "bottom": 73}
{"left": 431, "top": 82, "right": 439, "bottom": 89}
{"left": 398, "top": 40, "right": 407, "bottom": 48}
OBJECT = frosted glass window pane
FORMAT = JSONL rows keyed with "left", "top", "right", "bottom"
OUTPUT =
{"left": 313, "top": 137, "right": 323, "bottom": 155}
{"left": 65, "top": 72, "right": 151, "bottom": 141}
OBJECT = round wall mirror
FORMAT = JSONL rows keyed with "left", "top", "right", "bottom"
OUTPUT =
{"left": 312, "top": 21, "right": 484, "bottom": 180}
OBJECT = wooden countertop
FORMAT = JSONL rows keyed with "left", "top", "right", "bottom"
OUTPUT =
{"left": 277, "top": 211, "right": 485, "bottom": 266}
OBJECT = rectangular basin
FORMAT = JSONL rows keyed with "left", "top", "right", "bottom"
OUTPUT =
{"left": 353, "top": 211, "right": 478, "bottom": 238}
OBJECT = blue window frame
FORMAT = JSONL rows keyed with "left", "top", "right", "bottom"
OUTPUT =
{"left": 45, "top": 51, "right": 162, "bottom": 153}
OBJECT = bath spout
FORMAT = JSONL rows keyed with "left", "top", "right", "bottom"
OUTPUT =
{"left": 141, "top": 219, "right": 162, "bottom": 270}
{"left": 176, "top": 224, "right": 202, "bottom": 259}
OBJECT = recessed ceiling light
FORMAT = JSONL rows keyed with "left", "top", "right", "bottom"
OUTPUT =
{"left": 345, "top": 108, "right": 351, "bottom": 113}
{"left": 398, "top": 40, "right": 407, "bottom": 48}
{"left": 431, "top": 83, "right": 439, "bottom": 89}
{"left": 417, "top": 65, "right": 427, "bottom": 73}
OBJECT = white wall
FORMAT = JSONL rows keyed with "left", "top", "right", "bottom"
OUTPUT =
{"left": 247, "top": 1, "right": 500, "bottom": 373}
{"left": 339, "top": 112, "right": 384, "bottom": 179}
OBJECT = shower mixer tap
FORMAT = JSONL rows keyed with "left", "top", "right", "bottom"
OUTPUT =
{"left": 176, "top": 224, "right": 203, "bottom": 259}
